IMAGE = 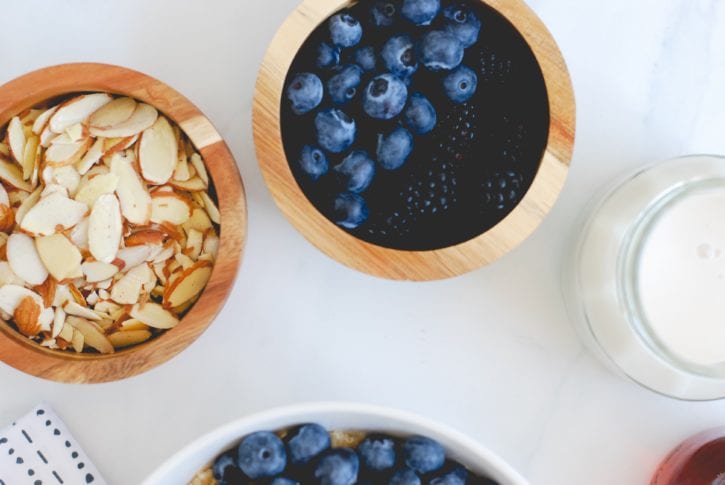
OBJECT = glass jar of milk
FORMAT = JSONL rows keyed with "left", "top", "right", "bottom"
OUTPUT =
{"left": 563, "top": 155, "right": 725, "bottom": 400}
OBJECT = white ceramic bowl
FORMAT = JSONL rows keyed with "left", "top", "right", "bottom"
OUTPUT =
{"left": 143, "top": 402, "right": 528, "bottom": 484}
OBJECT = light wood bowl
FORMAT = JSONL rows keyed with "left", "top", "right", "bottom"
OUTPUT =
{"left": 0, "top": 63, "right": 247, "bottom": 383}
{"left": 254, "top": 0, "right": 575, "bottom": 281}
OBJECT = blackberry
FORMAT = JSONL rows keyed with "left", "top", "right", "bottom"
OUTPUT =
{"left": 434, "top": 102, "right": 478, "bottom": 164}
{"left": 363, "top": 209, "right": 415, "bottom": 241}
{"left": 479, "top": 170, "right": 524, "bottom": 213}
{"left": 485, "top": 115, "right": 527, "bottom": 167}
{"left": 401, "top": 157, "right": 458, "bottom": 219}
{"left": 477, "top": 46, "right": 512, "bottom": 84}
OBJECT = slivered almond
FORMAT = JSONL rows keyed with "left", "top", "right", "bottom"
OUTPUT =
{"left": 120, "top": 318, "right": 149, "bottom": 331}
{"left": 89, "top": 97, "right": 136, "bottom": 129}
{"left": 200, "top": 192, "right": 220, "bottom": 224}
{"left": 32, "top": 106, "right": 58, "bottom": 135}
{"left": 189, "top": 153, "right": 209, "bottom": 187}
{"left": 163, "top": 260, "right": 212, "bottom": 308}
{"left": 53, "top": 310, "right": 68, "bottom": 339}
{"left": 139, "top": 116, "right": 177, "bottom": 185}
{"left": 150, "top": 192, "right": 192, "bottom": 225}
{"left": 22, "top": 135, "right": 39, "bottom": 180}
{"left": 14, "top": 296, "right": 41, "bottom": 337}
{"left": 64, "top": 301, "right": 101, "bottom": 321}
{"left": 70, "top": 329, "right": 84, "bottom": 352}
{"left": 0, "top": 158, "right": 32, "bottom": 191}
{"left": 88, "top": 194, "right": 122, "bottom": 263}
{"left": 36, "top": 234, "right": 83, "bottom": 281}
{"left": 67, "top": 316, "right": 113, "bottom": 354}
{"left": 89, "top": 103, "right": 158, "bottom": 138}
{"left": 111, "top": 153, "right": 151, "bottom": 224}
{"left": 108, "top": 329, "right": 152, "bottom": 348}
{"left": 130, "top": 302, "right": 179, "bottom": 329}
{"left": 20, "top": 191, "right": 88, "bottom": 236}
{"left": 7, "top": 117, "right": 25, "bottom": 165}
{"left": 7, "top": 233, "right": 48, "bottom": 286}
{"left": 49, "top": 93, "right": 112, "bottom": 134}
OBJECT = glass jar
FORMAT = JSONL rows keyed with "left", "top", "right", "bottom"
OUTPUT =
{"left": 563, "top": 155, "right": 725, "bottom": 400}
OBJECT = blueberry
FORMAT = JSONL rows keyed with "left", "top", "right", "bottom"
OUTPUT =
{"left": 389, "top": 467, "right": 422, "bottom": 485}
{"left": 363, "top": 74, "right": 408, "bottom": 120}
{"left": 403, "top": 92, "right": 436, "bottom": 135}
{"left": 418, "top": 31, "right": 464, "bottom": 71}
{"left": 381, "top": 35, "right": 418, "bottom": 79}
{"left": 402, "top": 436, "right": 445, "bottom": 474}
{"left": 329, "top": 13, "right": 362, "bottom": 48}
{"left": 334, "top": 192, "right": 369, "bottom": 229}
{"left": 371, "top": 0, "right": 399, "bottom": 28}
{"left": 377, "top": 127, "right": 413, "bottom": 170}
{"left": 327, "top": 65, "right": 364, "bottom": 105}
{"left": 443, "top": 3, "right": 481, "bottom": 48}
{"left": 315, "top": 109, "right": 356, "bottom": 153}
{"left": 358, "top": 435, "right": 397, "bottom": 471}
{"left": 334, "top": 150, "right": 375, "bottom": 193}
{"left": 314, "top": 448, "right": 360, "bottom": 485}
{"left": 317, "top": 42, "right": 341, "bottom": 69}
{"left": 286, "top": 73, "right": 323, "bottom": 115}
{"left": 212, "top": 450, "right": 238, "bottom": 481}
{"left": 430, "top": 464, "right": 468, "bottom": 485}
{"left": 354, "top": 46, "right": 377, "bottom": 71}
{"left": 271, "top": 478, "right": 300, "bottom": 485}
{"left": 443, "top": 65, "right": 477, "bottom": 103}
{"left": 237, "top": 431, "right": 286, "bottom": 479}
{"left": 287, "top": 423, "right": 331, "bottom": 465}
{"left": 298, "top": 145, "right": 329, "bottom": 180}
{"left": 401, "top": 0, "right": 440, "bottom": 25}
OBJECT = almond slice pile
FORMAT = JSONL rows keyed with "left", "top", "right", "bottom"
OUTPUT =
{"left": 0, "top": 93, "right": 220, "bottom": 354}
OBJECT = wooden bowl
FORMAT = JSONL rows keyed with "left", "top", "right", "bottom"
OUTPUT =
{"left": 0, "top": 63, "right": 247, "bottom": 383}
{"left": 254, "top": 0, "right": 575, "bottom": 281}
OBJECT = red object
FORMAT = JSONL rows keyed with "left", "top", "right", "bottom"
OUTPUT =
{"left": 652, "top": 428, "right": 725, "bottom": 485}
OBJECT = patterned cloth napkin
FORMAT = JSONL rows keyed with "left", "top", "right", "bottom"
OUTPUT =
{"left": 0, "top": 404, "right": 106, "bottom": 485}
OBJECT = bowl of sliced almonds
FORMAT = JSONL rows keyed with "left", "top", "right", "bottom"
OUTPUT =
{"left": 0, "top": 63, "right": 246, "bottom": 383}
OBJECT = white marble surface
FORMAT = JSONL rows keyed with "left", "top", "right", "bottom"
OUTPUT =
{"left": 1, "top": 0, "right": 724, "bottom": 483}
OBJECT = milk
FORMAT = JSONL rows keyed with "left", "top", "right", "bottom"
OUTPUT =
{"left": 637, "top": 188, "right": 725, "bottom": 367}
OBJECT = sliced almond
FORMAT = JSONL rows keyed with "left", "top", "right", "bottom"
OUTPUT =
{"left": 15, "top": 187, "right": 41, "bottom": 225}
{"left": 89, "top": 103, "right": 158, "bottom": 138}
{"left": 110, "top": 263, "right": 153, "bottom": 304}
{"left": 70, "top": 328, "right": 85, "bottom": 352}
{"left": 34, "top": 276, "right": 57, "bottom": 308}
{"left": 39, "top": 124, "right": 59, "bottom": 148}
{"left": 173, "top": 153, "right": 191, "bottom": 181}
{"left": 67, "top": 316, "right": 113, "bottom": 354}
{"left": 139, "top": 117, "right": 177, "bottom": 185}
{"left": 189, "top": 153, "right": 209, "bottom": 187}
{"left": 0, "top": 158, "right": 32, "bottom": 191}
{"left": 64, "top": 301, "right": 101, "bottom": 321}
{"left": 7, "top": 233, "right": 48, "bottom": 286}
{"left": 20, "top": 191, "right": 88, "bottom": 236}
{"left": 183, "top": 207, "right": 213, "bottom": 234}
{"left": 51, "top": 307, "right": 66, "bottom": 338}
{"left": 164, "top": 260, "right": 212, "bottom": 308}
{"left": 6, "top": 117, "right": 25, "bottom": 165}
{"left": 88, "top": 193, "right": 122, "bottom": 263}
{"left": 32, "top": 106, "right": 58, "bottom": 135}
{"left": 75, "top": 172, "right": 119, "bottom": 208}
{"left": 0, "top": 284, "right": 46, "bottom": 315}
{"left": 69, "top": 217, "right": 89, "bottom": 249}
{"left": 103, "top": 135, "right": 138, "bottom": 156}
{"left": 49, "top": 93, "right": 112, "bottom": 134}
{"left": 0, "top": 143, "right": 7, "bottom": 157}
{"left": 49, "top": 165, "right": 81, "bottom": 196}
{"left": 111, "top": 153, "right": 151, "bottom": 224}
{"left": 14, "top": 296, "right": 42, "bottom": 337}
{"left": 89, "top": 96, "right": 136, "bottom": 129}
{"left": 202, "top": 233, "right": 220, "bottom": 261}
{"left": 58, "top": 321, "right": 73, "bottom": 342}
{"left": 129, "top": 301, "right": 179, "bottom": 329}
{"left": 150, "top": 192, "right": 192, "bottom": 225}
{"left": 199, "top": 192, "right": 220, "bottom": 224}
{"left": 108, "top": 329, "right": 152, "bottom": 348}
{"left": 64, "top": 123, "right": 85, "bottom": 142}
{"left": 75, "top": 138, "right": 104, "bottom": 175}
{"left": 120, "top": 318, "right": 149, "bottom": 331}
{"left": 0, "top": 261, "right": 26, "bottom": 287}
{"left": 21, "top": 135, "right": 39, "bottom": 180}
{"left": 36, "top": 234, "right": 83, "bottom": 281}
{"left": 81, "top": 261, "right": 119, "bottom": 283}
{"left": 185, "top": 229, "right": 203, "bottom": 260}
{"left": 169, "top": 177, "right": 207, "bottom": 192}
{"left": 45, "top": 137, "right": 91, "bottom": 167}
{"left": 0, "top": 204, "right": 15, "bottom": 233}
{"left": 116, "top": 245, "right": 153, "bottom": 272}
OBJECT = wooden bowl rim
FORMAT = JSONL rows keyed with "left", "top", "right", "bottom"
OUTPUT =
{"left": 0, "top": 62, "right": 247, "bottom": 383}
{"left": 253, "top": 0, "right": 575, "bottom": 281}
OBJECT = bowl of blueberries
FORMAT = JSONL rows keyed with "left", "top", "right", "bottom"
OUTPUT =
{"left": 144, "top": 402, "right": 528, "bottom": 484}
{"left": 253, "top": 0, "right": 575, "bottom": 280}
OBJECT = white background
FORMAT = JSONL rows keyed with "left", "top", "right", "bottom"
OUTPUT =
{"left": 1, "top": 0, "right": 725, "bottom": 483}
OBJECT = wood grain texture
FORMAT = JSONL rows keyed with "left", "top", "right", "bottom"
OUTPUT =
{"left": 254, "top": 0, "right": 575, "bottom": 281}
{"left": 0, "top": 63, "right": 247, "bottom": 383}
